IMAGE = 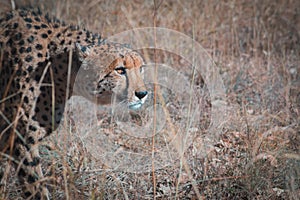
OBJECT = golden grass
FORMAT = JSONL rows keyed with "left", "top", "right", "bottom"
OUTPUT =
{"left": 0, "top": 0, "right": 299, "bottom": 199}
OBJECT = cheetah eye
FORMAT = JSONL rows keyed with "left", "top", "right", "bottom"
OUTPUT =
{"left": 115, "top": 66, "right": 126, "bottom": 75}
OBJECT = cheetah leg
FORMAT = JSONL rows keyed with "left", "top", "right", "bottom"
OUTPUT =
{"left": 0, "top": 159, "right": 11, "bottom": 198}
{"left": 15, "top": 143, "right": 50, "bottom": 200}
{"left": 31, "top": 143, "right": 50, "bottom": 200}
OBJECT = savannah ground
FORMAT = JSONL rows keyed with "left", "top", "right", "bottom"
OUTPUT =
{"left": 0, "top": 0, "right": 299, "bottom": 199}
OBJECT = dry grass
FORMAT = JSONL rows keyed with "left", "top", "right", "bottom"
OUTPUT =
{"left": 0, "top": 0, "right": 299, "bottom": 199}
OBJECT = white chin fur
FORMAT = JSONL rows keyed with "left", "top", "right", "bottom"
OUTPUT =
{"left": 128, "top": 102, "right": 143, "bottom": 110}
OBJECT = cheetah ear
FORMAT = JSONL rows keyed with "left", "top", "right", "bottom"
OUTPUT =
{"left": 76, "top": 43, "right": 91, "bottom": 61}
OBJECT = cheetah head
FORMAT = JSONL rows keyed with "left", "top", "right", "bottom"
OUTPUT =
{"left": 74, "top": 43, "right": 148, "bottom": 110}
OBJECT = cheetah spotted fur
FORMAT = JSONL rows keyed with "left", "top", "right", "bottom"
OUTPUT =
{"left": 0, "top": 8, "right": 148, "bottom": 199}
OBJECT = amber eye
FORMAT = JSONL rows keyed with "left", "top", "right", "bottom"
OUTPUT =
{"left": 115, "top": 66, "right": 126, "bottom": 75}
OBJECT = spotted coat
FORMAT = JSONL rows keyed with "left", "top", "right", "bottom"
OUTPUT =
{"left": 0, "top": 8, "right": 147, "bottom": 199}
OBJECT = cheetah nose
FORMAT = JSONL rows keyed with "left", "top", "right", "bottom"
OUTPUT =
{"left": 135, "top": 91, "right": 148, "bottom": 100}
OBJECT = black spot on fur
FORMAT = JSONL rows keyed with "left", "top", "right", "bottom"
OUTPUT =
{"left": 11, "top": 47, "right": 17, "bottom": 54}
{"left": 16, "top": 69, "right": 22, "bottom": 76}
{"left": 45, "top": 13, "right": 51, "bottom": 22}
{"left": 41, "top": 23, "right": 48, "bottom": 28}
{"left": 32, "top": 157, "right": 40, "bottom": 166}
{"left": 19, "top": 10, "right": 26, "bottom": 17}
{"left": 6, "top": 13, "right": 13, "bottom": 20}
{"left": 14, "top": 32, "right": 22, "bottom": 40}
{"left": 17, "top": 168, "right": 26, "bottom": 177}
{"left": 70, "top": 25, "right": 77, "bottom": 31}
{"left": 27, "top": 136, "right": 35, "bottom": 144}
{"left": 28, "top": 175, "right": 37, "bottom": 183}
{"left": 23, "top": 158, "right": 29, "bottom": 166}
{"left": 24, "top": 18, "right": 33, "bottom": 23}
{"left": 34, "top": 74, "right": 41, "bottom": 82}
{"left": 46, "top": 128, "right": 52, "bottom": 136}
{"left": 86, "top": 31, "right": 91, "bottom": 38}
{"left": 34, "top": 25, "right": 41, "bottom": 30}
{"left": 25, "top": 55, "right": 33, "bottom": 62}
{"left": 26, "top": 47, "right": 32, "bottom": 53}
{"left": 42, "top": 115, "right": 48, "bottom": 121}
{"left": 27, "top": 35, "right": 34, "bottom": 43}
{"left": 14, "top": 57, "right": 20, "bottom": 64}
{"left": 26, "top": 23, "right": 32, "bottom": 29}
{"left": 37, "top": 61, "right": 45, "bottom": 67}
{"left": 22, "top": 71, "right": 28, "bottom": 76}
{"left": 34, "top": 17, "right": 41, "bottom": 22}
{"left": 4, "top": 30, "right": 10, "bottom": 37}
{"left": 18, "top": 40, "right": 25, "bottom": 45}
{"left": 27, "top": 65, "right": 33, "bottom": 72}
{"left": 13, "top": 22, "right": 19, "bottom": 29}
{"left": 24, "top": 192, "right": 32, "bottom": 198}
{"left": 41, "top": 33, "right": 48, "bottom": 38}
{"left": 29, "top": 125, "right": 37, "bottom": 131}
{"left": 34, "top": 106, "right": 40, "bottom": 112}
{"left": 19, "top": 47, "right": 25, "bottom": 54}
{"left": 14, "top": 148, "right": 21, "bottom": 157}
{"left": 6, "top": 38, "right": 13, "bottom": 46}
{"left": 24, "top": 96, "right": 29, "bottom": 104}
{"left": 35, "top": 44, "right": 43, "bottom": 50}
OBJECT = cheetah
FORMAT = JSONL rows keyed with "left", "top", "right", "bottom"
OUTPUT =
{"left": 0, "top": 8, "right": 148, "bottom": 199}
